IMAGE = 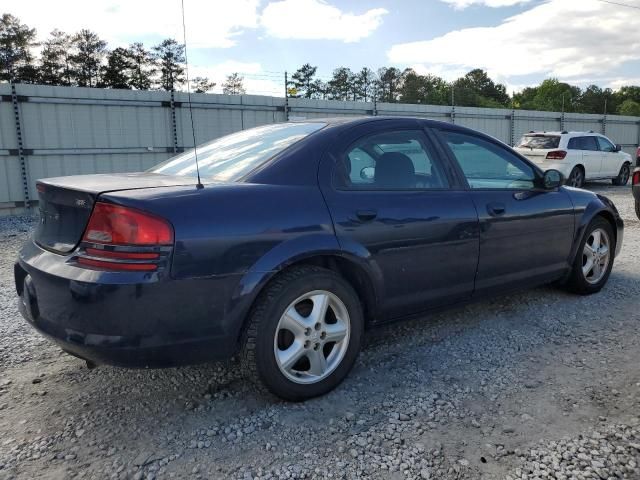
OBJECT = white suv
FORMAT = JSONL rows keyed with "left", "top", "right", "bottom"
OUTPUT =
{"left": 514, "top": 132, "right": 632, "bottom": 188}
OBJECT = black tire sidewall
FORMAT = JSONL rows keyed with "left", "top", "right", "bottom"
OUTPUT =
{"left": 569, "top": 217, "right": 615, "bottom": 294}
{"left": 253, "top": 270, "right": 363, "bottom": 401}
{"left": 569, "top": 167, "right": 584, "bottom": 188}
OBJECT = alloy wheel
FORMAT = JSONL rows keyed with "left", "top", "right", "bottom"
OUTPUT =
{"left": 569, "top": 169, "right": 583, "bottom": 187}
{"left": 582, "top": 228, "right": 611, "bottom": 284}
{"left": 273, "top": 290, "right": 350, "bottom": 384}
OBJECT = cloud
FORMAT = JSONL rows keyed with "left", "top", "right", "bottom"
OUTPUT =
{"left": 260, "top": 0, "right": 388, "bottom": 43}
{"left": 7, "top": 0, "right": 260, "bottom": 48}
{"left": 439, "top": 0, "right": 532, "bottom": 9}
{"left": 388, "top": 0, "right": 640, "bottom": 85}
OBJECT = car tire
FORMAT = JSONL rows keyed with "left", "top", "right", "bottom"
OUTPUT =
{"left": 565, "top": 217, "right": 615, "bottom": 295}
{"left": 567, "top": 166, "right": 585, "bottom": 188}
{"left": 635, "top": 200, "right": 640, "bottom": 221}
{"left": 612, "top": 162, "right": 630, "bottom": 186}
{"left": 241, "top": 265, "right": 363, "bottom": 401}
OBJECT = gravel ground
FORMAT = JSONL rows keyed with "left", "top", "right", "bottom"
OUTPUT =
{"left": 0, "top": 183, "right": 638, "bottom": 480}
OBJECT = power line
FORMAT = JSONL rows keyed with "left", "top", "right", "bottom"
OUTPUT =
{"left": 595, "top": 0, "right": 640, "bottom": 9}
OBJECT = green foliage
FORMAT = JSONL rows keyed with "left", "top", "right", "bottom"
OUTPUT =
{"left": 0, "top": 13, "right": 37, "bottom": 82}
{"left": 453, "top": 69, "right": 510, "bottom": 107}
{"left": 69, "top": 29, "right": 107, "bottom": 87}
{"left": 618, "top": 99, "right": 640, "bottom": 116}
{"left": 152, "top": 39, "right": 185, "bottom": 91}
{"left": 39, "top": 30, "right": 73, "bottom": 86}
{"left": 191, "top": 76, "right": 216, "bottom": 93}
{"left": 222, "top": 73, "right": 245, "bottom": 95}
{"left": 513, "top": 79, "right": 581, "bottom": 112}
{"left": 127, "top": 43, "right": 155, "bottom": 90}
{"left": 99, "top": 48, "right": 133, "bottom": 89}
{"left": 291, "top": 63, "right": 317, "bottom": 98}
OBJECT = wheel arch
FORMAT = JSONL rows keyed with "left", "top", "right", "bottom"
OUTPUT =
{"left": 230, "top": 249, "right": 382, "bottom": 347}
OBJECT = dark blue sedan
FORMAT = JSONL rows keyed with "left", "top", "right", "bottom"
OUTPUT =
{"left": 15, "top": 117, "right": 623, "bottom": 400}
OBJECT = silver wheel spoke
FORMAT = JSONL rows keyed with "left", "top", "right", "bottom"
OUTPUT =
{"left": 280, "top": 308, "right": 309, "bottom": 336}
{"left": 278, "top": 340, "right": 306, "bottom": 371}
{"left": 307, "top": 349, "right": 328, "bottom": 376}
{"left": 583, "top": 258, "right": 594, "bottom": 277}
{"left": 324, "top": 321, "right": 348, "bottom": 343}
{"left": 592, "top": 261, "right": 602, "bottom": 279}
{"left": 599, "top": 244, "right": 609, "bottom": 256}
{"left": 309, "top": 293, "right": 330, "bottom": 323}
{"left": 591, "top": 231, "right": 601, "bottom": 250}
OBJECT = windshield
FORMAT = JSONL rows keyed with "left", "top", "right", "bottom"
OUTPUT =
{"left": 517, "top": 135, "right": 560, "bottom": 149}
{"left": 150, "top": 122, "right": 326, "bottom": 181}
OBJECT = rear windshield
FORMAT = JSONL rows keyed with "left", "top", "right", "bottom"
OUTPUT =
{"left": 150, "top": 122, "right": 326, "bottom": 181}
{"left": 517, "top": 135, "right": 560, "bottom": 149}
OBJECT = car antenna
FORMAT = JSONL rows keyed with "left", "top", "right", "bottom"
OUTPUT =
{"left": 180, "top": 0, "right": 204, "bottom": 190}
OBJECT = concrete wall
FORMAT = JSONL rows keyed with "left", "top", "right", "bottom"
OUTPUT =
{"left": 1, "top": 83, "right": 639, "bottom": 213}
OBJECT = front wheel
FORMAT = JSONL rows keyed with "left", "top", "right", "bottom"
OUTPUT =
{"left": 242, "top": 266, "right": 363, "bottom": 401}
{"left": 567, "top": 166, "right": 585, "bottom": 188}
{"left": 565, "top": 217, "right": 615, "bottom": 295}
{"left": 612, "top": 163, "right": 630, "bottom": 186}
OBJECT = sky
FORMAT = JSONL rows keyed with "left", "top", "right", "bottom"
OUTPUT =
{"left": 6, "top": 0, "right": 640, "bottom": 96}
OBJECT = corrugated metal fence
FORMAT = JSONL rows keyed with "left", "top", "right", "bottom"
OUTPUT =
{"left": 1, "top": 83, "right": 639, "bottom": 214}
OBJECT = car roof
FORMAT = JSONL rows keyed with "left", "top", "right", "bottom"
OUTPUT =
{"left": 289, "top": 115, "right": 476, "bottom": 132}
{"left": 524, "top": 131, "right": 604, "bottom": 137}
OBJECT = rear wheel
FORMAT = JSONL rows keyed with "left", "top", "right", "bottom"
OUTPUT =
{"left": 635, "top": 200, "right": 640, "bottom": 221}
{"left": 567, "top": 166, "right": 585, "bottom": 188}
{"left": 565, "top": 217, "right": 615, "bottom": 295}
{"left": 612, "top": 162, "right": 630, "bottom": 186}
{"left": 241, "top": 265, "right": 363, "bottom": 401}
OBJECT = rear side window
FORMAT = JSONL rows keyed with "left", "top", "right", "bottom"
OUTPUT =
{"left": 568, "top": 136, "right": 598, "bottom": 151}
{"left": 336, "top": 130, "right": 450, "bottom": 190}
{"left": 517, "top": 135, "right": 560, "bottom": 149}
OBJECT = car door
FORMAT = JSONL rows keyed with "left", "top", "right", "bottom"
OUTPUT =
{"left": 434, "top": 128, "right": 575, "bottom": 295}
{"left": 570, "top": 136, "right": 601, "bottom": 179}
{"left": 596, "top": 136, "right": 619, "bottom": 177}
{"left": 319, "top": 120, "right": 479, "bottom": 320}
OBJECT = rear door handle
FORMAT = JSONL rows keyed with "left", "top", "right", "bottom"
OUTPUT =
{"left": 487, "top": 202, "right": 506, "bottom": 217}
{"left": 355, "top": 209, "right": 378, "bottom": 222}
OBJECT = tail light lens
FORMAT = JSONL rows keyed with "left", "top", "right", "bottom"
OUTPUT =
{"left": 633, "top": 170, "right": 640, "bottom": 185}
{"left": 546, "top": 150, "right": 567, "bottom": 160}
{"left": 83, "top": 203, "right": 173, "bottom": 245}
{"left": 78, "top": 202, "right": 173, "bottom": 272}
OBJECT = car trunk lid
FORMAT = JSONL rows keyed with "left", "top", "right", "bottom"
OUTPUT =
{"left": 34, "top": 173, "right": 194, "bottom": 254}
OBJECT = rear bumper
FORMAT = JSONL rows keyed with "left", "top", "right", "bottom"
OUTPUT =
{"left": 15, "top": 241, "right": 245, "bottom": 368}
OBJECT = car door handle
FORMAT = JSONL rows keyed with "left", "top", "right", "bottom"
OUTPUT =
{"left": 355, "top": 209, "right": 378, "bottom": 222}
{"left": 487, "top": 202, "right": 506, "bottom": 217}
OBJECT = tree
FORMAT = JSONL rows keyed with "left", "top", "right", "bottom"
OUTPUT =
{"left": 513, "top": 79, "right": 581, "bottom": 112}
{"left": 39, "top": 30, "right": 73, "bottom": 85}
{"left": 398, "top": 69, "right": 449, "bottom": 105}
{"left": 0, "top": 14, "right": 37, "bottom": 82}
{"left": 328, "top": 67, "right": 355, "bottom": 100}
{"left": 191, "top": 76, "right": 216, "bottom": 93}
{"left": 152, "top": 39, "right": 185, "bottom": 91}
{"left": 127, "top": 42, "right": 155, "bottom": 90}
{"left": 453, "top": 69, "right": 509, "bottom": 107}
{"left": 309, "top": 79, "right": 327, "bottom": 99}
{"left": 353, "top": 67, "right": 376, "bottom": 102}
{"left": 376, "top": 67, "right": 403, "bottom": 103}
{"left": 222, "top": 72, "right": 245, "bottom": 95}
{"left": 578, "top": 85, "right": 618, "bottom": 114}
{"left": 99, "top": 47, "right": 133, "bottom": 89}
{"left": 69, "top": 29, "right": 107, "bottom": 87}
{"left": 291, "top": 63, "right": 318, "bottom": 98}
{"left": 618, "top": 99, "right": 640, "bottom": 117}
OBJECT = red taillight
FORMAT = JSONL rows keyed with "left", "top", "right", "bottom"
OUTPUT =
{"left": 83, "top": 203, "right": 173, "bottom": 246}
{"left": 84, "top": 248, "right": 159, "bottom": 260}
{"left": 546, "top": 150, "right": 567, "bottom": 160}
{"left": 633, "top": 170, "right": 640, "bottom": 185}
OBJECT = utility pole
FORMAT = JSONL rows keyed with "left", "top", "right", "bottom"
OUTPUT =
{"left": 451, "top": 85, "right": 456, "bottom": 124}
{"left": 284, "top": 71, "right": 289, "bottom": 121}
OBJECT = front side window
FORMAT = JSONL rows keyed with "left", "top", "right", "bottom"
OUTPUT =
{"left": 150, "top": 122, "right": 326, "bottom": 181}
{"left": 337, "top": 130, "right": 449, "bottom": 190}
{"left": 596, "top": 136, "right": 616, "bottom": 152}
{"left": 443, "top": 131, "right": 535, "bottom": 190}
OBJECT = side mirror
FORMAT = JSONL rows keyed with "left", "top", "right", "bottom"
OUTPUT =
{"left": 615, "top": 144, "right": 622, "bottom": 152}
{"left": 543, "top": 169, "right": 563, "bottom": 189}
{"left": 360, "top": 166, "right": 375, "bottom": 181}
